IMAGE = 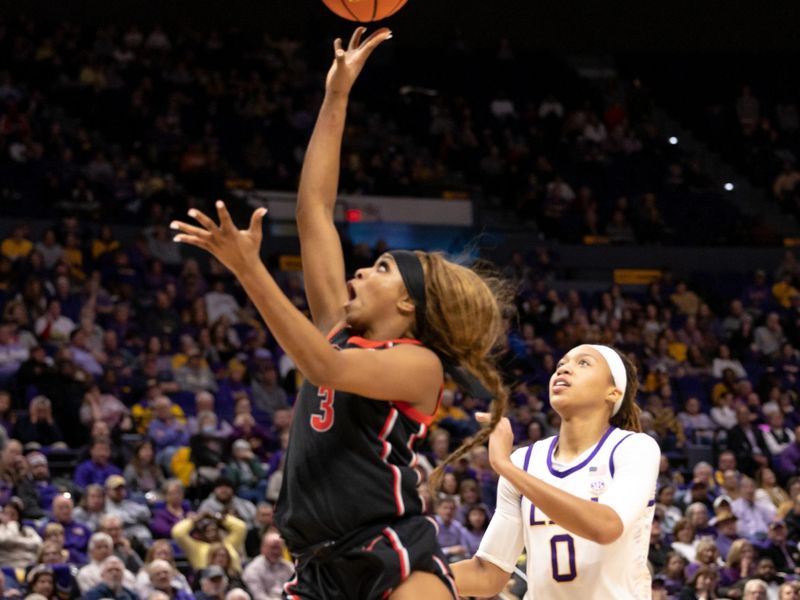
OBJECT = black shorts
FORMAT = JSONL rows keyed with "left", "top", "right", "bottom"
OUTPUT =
{"left": 283, "top": 515, "right": 458, "bottom": 600}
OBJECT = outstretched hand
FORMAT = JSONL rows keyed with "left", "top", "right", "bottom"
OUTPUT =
{"left": 476, "top": 412, "right": 514, "bottom": 475}
{"left": 326, "top": 27, "right": 393, "bottom": 96}
{"left": 171, "top": 201, "right": 267, "bottom": 277}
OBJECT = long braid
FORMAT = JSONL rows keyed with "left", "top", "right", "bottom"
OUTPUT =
{"left": 414, "top": 251, "right": 514, "bottom": 492}
{"left": 429, "top": 359, "right": 508, "bottom": 490}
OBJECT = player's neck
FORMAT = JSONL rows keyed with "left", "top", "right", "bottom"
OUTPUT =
{"left": 362, "top": 316, "right": 413, "bottom": 341}
{"left": 555, "top": 416, "right": 611, "bottom": 462}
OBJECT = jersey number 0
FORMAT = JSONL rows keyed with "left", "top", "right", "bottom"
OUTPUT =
{"left": 310, "top": 386, "right": 335, "bottom": 432}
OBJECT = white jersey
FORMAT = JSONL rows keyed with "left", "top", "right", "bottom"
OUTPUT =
{"left": 476, "top": 427, "right": 660, "bottom": 600}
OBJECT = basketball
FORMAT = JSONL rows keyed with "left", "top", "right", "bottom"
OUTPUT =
{"left": 321, "top": 0, "right": 408, "bottom": 22}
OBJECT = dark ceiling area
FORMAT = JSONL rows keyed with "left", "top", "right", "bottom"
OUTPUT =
{"left": 8, "top": 0, "right": 800, "bottom": 52}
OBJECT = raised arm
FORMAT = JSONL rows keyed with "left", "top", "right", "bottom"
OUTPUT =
{"left": 170, "top": 203, "right": 441, "bottom": 411}
{"left": 296, "top": 27, "right": 392, "bottom": 334}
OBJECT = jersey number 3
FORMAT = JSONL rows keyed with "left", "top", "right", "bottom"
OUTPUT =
{"left": 310, "top": 387, "right": 335, "bottom": 432}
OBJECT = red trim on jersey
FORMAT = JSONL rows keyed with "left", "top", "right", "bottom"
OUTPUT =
{"left": 378, "top": 408, "right": 405, "bottom": 516}
{"left": 383, "top": 527, "right": 411, "bottom": 580}
{"left": 346, "top": 335, "right": 423, "bottom": 348}
{"left": 394, "top": 401, "right": 435, "bottom": 426}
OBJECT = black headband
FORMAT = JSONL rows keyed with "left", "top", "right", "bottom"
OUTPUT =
{"left": 388, "top": 250, "right": 494, "bottom": 401}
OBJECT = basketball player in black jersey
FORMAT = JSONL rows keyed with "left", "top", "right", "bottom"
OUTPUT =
{"left": 171, "top": 28, "right": 509, "bottom": 599}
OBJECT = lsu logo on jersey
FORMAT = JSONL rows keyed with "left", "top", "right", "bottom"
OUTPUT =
{"left": 588, "top": 464, "right": 608, "bottom": 497}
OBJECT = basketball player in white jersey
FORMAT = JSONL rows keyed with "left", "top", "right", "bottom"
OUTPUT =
{"left": 452, "top": 344, "right": 660, "bottom": 599}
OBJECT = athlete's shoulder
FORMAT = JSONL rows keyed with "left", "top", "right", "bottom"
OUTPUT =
{"left": 612, "top": 430, "right": 661, "bottom": 462}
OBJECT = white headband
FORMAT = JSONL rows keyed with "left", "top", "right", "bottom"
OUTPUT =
{"left": 588, "top": 345, "right": 628, "bottom": 416}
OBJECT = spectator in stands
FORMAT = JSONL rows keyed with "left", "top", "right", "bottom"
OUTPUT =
{"left": 230, "top": 413, "right": 271, "bottom": 462}
{"left": 123, "top": 439, "right": 164, "bottom": 498}
{"left": 662, "top": 551, "right": 687, "bottom": 596}
{"left": 147, "top": 396, "right": 190, "bottom": 471}
{"left": 434, "top": 497, "right": 469, "bottom": 563}
{"left": 175, "top": 348, "right": 217, "bottom": 394}
{"left": 25, "top": 451, "right": 66, "bottom": 515}
{"left": 26, "top": 565, "right": 57, "bottom": 600}
{"left": 104, "top": 474, "right": 152, "bottom": 545}
{"left": 710, "top": 510, "right": 738, "bottom": 561}
{"left": 74, "top": 438, "right": 122, "bottom": 489}
{"left": 39, "top": 523, "right": 70, "bottom": 565}
{"left": 731, "top": 476, "right": 776, "bottom": 539}
{"left": 779, "top": 581, "right": 800, "bottom": 599}
{"left": 776, "top": 426, "right": 800, "bottom": 481}
{"left": 77, "top": 532, "right": 137, "bottom": 594}
{"left": 79, "top": 384, "right": 129, "bottom": 432}
{"left": 151, "top": 479, "right": 190, "bottom": 539}
{"left": 195, "top": 566, "right": 230, "bottom": 600}
{"left": 685, "top": 537, "right": 723, "bottom": 581}
{"left": 671, "top": 518, "right": 698, "bottom": 562}
{"left": 199, "top": 477, "right": 256, "bottom": 527}
{"left": 73, "top": 484, "right": 106, "bottom": 531}
{"left": 755, "top": 313, "right": 786, "bottom": 359}
{"left": 727, "top": 405, "right": 770, "bottom": 476}
{"left": 742, "top": 578, "right": 770, "bottom": 600}
{"left": 135, "top": 540, "right": 193, "bottom": 598}
{"left": 244, "top": 502, "right": 276, "bottom": 558}
{"left": 763, "top": 412, "right": 795, "bottom": 457}
{"left": 12, "top": 396, "right": 63, "bottom": 448}
{"left": 188, "top": 391, "right": 233, "bottom": 437}
{"left": 172, "top": 511, "right": 246, "bottom": 572}
{"left": 1, "top": 224, "right": 33, "bottom": 262}
{"left": 141, "top": 559, "right": 194, "bottom": 600}
{"left": 0, "top": 323, "right": 29, "bottom": 386}
{"left": 84, "top": 556, "right": 138, "bottom": 600}
{"left": 242, "top": 531, "right": 293, "bottom": 600}
{"left": 249, "top": 359, "right": 287, "bottom": 417}
{"left": 762, "top": 520, "right": 800, "bottom": 575}
{"left": 224, "top": 439, "right": 267, "bottom": 503}
{"left": 34, "top": 229, "right": 64, "bottom": 270}
{"left": 99, "top": 514, "right": 144, "bottom": 573}
{"left": 34, "top": 300, "right": 75, "bottom": 345}
{"left": 755, "top": 467, "right": 790, "bottom": 508}
{"left": 678, "top": 564, "right": 720, "bottom": 600}
{"left": 462, "top": 505, "right": 489, "bottom": 558}
{"left": 678, "top": 398, "right": 716, "bottom": 446}
{"left": 720, "top": 539, "right": 757, "bottom": 587}
{"left": 207, "top": 543, "right": 245, "bottom": 590}
{"left": 131, "top": 391, "right": 186, "bottom": 435}
{"left": 0, "top": 496, "right": 41, "bottom": 568}
{"left": 45, "top": 494, "right": 90, "bottom": 564}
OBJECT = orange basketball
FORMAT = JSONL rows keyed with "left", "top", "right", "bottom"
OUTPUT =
{"left": 321, "top": 0, "right": 408, "bottom": 22}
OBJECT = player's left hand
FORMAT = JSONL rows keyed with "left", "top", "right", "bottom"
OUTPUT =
{"left": 171, "top": 201, "right": 267, "bottom": 277}
{"left": 476, "top": 413, "right": 514, "bottom": 474}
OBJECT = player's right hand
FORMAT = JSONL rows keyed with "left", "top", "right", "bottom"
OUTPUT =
{"left": 325, "top": 27, "right": 392, "bottom": 97}
{"left": 476, "top": 413, "right": 514, "bottom": 474}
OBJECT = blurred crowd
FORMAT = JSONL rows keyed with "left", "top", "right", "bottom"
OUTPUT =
{"left": 0, "top": 16, "right": 754, "bottom": 245}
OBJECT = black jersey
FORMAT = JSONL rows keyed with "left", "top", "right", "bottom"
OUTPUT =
{"left": 275, "top": 328, "right": 438, "bottom": 555}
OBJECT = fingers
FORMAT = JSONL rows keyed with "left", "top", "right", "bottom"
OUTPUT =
{"left": 333, "top": 38, "right": 345, "bottom": 61}
{"left": 215, "top": 200, "right": 235, "bottom": 230}
{"left": 348, "top": 26, "right": 366, "bottom": 50}
{"left": 359, "top": 28, "right": 393, "bottom": 56}
{"left": 170, "top": 220, "right": 211, "bottom": 239}
{"left": 248, "top": 207, "right": 268, "bottom": 233}
{"left": 172, "top": 234, "right": 209, "bottom": 250}
{"left": 188, "top": 208, "right": 219, "bottom": 232}
{"left": 475, "top": 411, "right": 490, "bottom": 423}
